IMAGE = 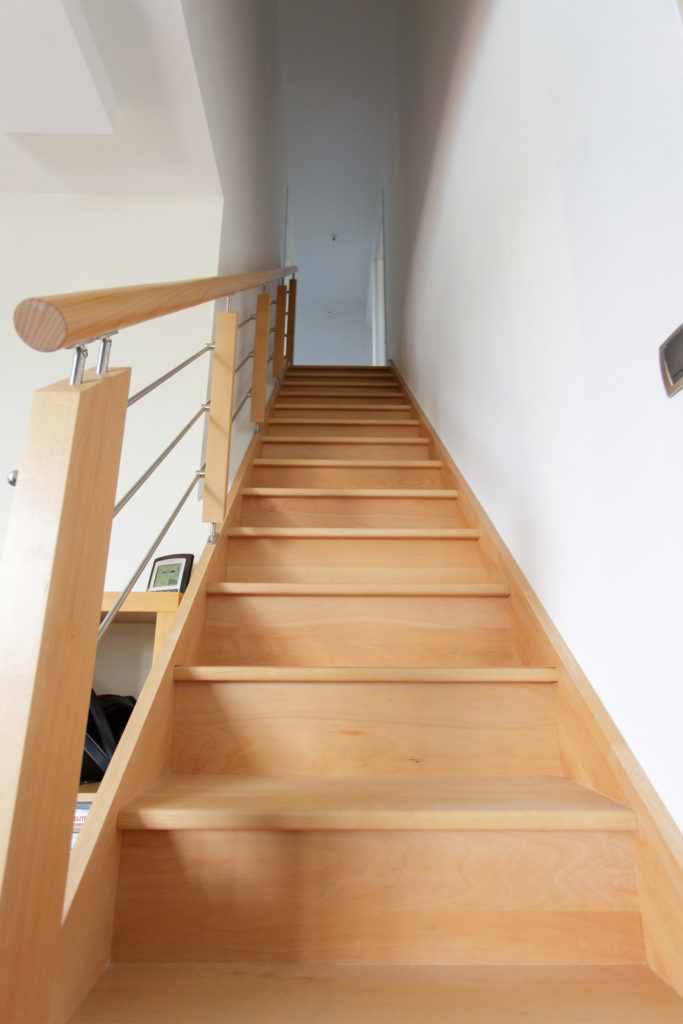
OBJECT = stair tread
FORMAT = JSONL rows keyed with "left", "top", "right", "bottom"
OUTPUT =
{"left": 207, "top": 582, "right": 511, "bottom": 596}
{"left": 226, "top": 527, "right": 479, "bottom": 538}
{"left": 68, "top": 964, "right": 683, "bottom": 1023}
{"left": 173, "top": 665, "right": 558, "bottom": 682}
{"left": 273, "top": 403, "right": 411, "bottom": 409}
{"left": 118, "top": 775, "right": 635, "bottom": 832}
{"left": 241, "top": 487, "right": 459, "bottom": 497}
{"left": 268, "top": 418, "right": 420, "bottom": 425}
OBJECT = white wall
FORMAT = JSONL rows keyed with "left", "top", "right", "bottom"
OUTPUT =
{"left": 391, "top": 0, "right": 683, "bottom": 829}
{"left": 275, "top": 0, "right": 396, "bottom": 364}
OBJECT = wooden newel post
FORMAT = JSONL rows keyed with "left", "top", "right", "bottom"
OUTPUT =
{"left": 250, "top": 293, "right": 270, "bottom": 424}
{"left": 0, "top": 368, "right": 130, "bottom": 1023}
{"left": 272, "top": 284, "right": 287, "bottom": 379}
{"left": 202, "top": 311, "right": 238, "bottom": 525}
{"left": 285, "top": 277, "right": 297, "bottom": 367}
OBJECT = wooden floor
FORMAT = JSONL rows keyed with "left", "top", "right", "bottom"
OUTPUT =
{"left": 69, "top": 364, "right": 683, "bottom": 1021}
{"left": 70, "top": 965, "right": 683, "bottom": 1023}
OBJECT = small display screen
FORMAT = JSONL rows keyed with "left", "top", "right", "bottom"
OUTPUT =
{"left": 153, "top": 562, "right": 181, "bottom": 588}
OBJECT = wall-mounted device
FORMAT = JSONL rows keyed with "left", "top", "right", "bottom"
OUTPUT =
{"left": 660, "top": 324, "right": 683, "bottom": 397}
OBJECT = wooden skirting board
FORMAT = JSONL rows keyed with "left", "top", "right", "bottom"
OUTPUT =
{"left": 390, "top": 359, "right": 683, "bottom": 996}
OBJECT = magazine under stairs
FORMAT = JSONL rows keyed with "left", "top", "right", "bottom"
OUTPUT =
{"left": 71, "top": 366, "right": 683, "bottom": 1022}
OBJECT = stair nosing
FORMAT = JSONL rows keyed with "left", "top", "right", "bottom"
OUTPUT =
{"left": 117, "top": 775, "right": 637, "bottom": 833}
{"left": 226, "top": 527, "right": 479, "bottom": 538}
{"left": 173, "top": 665, "right": 559, "bottom": 683}
{"left": 252, "top": 459, "right": 442, "bottom": 468}
{"left": 206, "top": 582, "right": 512, "bottom": 597}
{"left": 241, "top": 488, "right": 459, "bottom": 498}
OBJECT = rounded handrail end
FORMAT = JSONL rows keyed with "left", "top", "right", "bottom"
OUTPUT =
{"left": 14, "top": 299, "right": 68, "bottom": 353}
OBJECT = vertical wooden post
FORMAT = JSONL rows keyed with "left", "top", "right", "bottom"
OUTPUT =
{"left": 0, "top": 368, "right": 130, "bottom": 1024}
{"left": 250, "top": 293, "right": 270, "bottom": 424}
{"left": 202, "top": 311, "right": 237, "bottom": 525}
{"left": 285, "top": 277, "right": 297, "bottom": 368}
{"left": 272, "top": 284, "right": 288, "bottom": 379}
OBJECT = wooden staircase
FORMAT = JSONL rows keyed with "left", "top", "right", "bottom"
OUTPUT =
{"left": 70, "top": 365, "right": 683, "bottom": 1022}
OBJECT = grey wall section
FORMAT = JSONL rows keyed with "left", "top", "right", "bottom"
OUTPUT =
{"left": 276, "top": 0, "right": 397, "bottom": 365}
{"left": 181, "top": 0, "right": 285, "bottom": 273}
{"left": 389, "top": 0, "right": 683, "bottom": 831}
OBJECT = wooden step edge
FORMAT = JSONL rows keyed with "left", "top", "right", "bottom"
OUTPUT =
{"left": 272, "top": 403, "right": 411, "bottom": 410}
{"left": 268, "top": 418, "right": 421, "bottom": 426}
{"left": 252, "top": 459, "right": 442, "bottom": 469}
{"left": 261, "top": 436, "right": 429, "bottom": 445}
{"left": 173, "top": 665, "right": 559, "bottom": 683}
{"left": 118, "top": 776, "right": 637, "bottom": 832}
{"left": 69, "top": 964, "right": 683, "bottom": 1021}
{"left": 206, "top": 582, "right": 512, "bottom": 597}
{"left": 226, "top": 527, "right": 480, "bottom": 539}
{"left": 241, "top": 488, "right": 460, "bottom": 498}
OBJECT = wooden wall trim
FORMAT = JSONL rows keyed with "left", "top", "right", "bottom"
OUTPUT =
{"left": 390, "top": 359, "right": 683, "bottom": 995}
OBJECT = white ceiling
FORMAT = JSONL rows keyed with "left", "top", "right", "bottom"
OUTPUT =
{"left": 0, "top": 0, "right": 221, "bottom": 195}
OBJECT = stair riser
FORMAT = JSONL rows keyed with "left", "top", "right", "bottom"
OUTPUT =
{"left": 240, "top": 494, "right": 466, "bottom": 528}
{"left": 274, "top": 395, "right": 407, "bottom": 405}
{"left": 266, "top": 421, "right": 423, "bottom": 437}
{"left": 259, "top": 442, "right": 430, "bottom": 460}
{"left": 225, "top": 536, "right": 489, "bottom": 584}
{"left": 113, "top": 830, "right": 642, "bottom": 964}
{"left": 249, "top": 465, "right": 445, "bottom": 489}
{"left": 270, "top": 401, "right": 413, "bottom": 413}
{"left": 199, "top": 594, "right": 515, "bottom": 667}
{"left": 171, "top": 681, "right": 562, "bottom": 776}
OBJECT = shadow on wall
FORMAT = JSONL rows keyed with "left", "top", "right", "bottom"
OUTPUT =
{"left": 392, "top": 0, "right": 495, "bottom": 363}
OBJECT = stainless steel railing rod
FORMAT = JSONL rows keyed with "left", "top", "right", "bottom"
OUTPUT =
{"left": 113, "top": 406, "right": 208, "bottom": 517}
{"left": 127, "top": 345, "right": 213, "bottom": 407}
{"left": 99, "top": 466, "right": 205, "bottom": 642}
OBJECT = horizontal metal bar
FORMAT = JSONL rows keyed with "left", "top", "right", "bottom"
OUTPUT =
{"left": 113, "top": 406, "right": 208, "bottom": 517}
{"left": 99, "top": 467, "right": 205, "bottom": 642}
{"left": 128, "top": 344, "right": 213, "bottom": 407}
{"left": 235, "top": 349, "right": 254, "bottom": 373}
{"left": 238, "top": 314, "right": 256, "bottom": 329}
{"left": 269, "top": 326, "right": 276, "bottom": 334}
{"left": 232, "top": 388, "right": 252, "bottom": 422}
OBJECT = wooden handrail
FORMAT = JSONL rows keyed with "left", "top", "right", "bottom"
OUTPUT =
{"left": 13, "top": 265, "right": 297, "bottom": 353}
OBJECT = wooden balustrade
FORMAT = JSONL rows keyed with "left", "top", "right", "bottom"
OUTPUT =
{"left": 273, "top": 284, "right": 287, "bottom": 378}
{"left": 0, "top": 368, "right": 130, "bottom": 1021}
{"left": 202, "top": 311, "right": 238, "bottom": 525}
{"left": 285, "top": 277, "right": 297, "bottom": 366}
{"left": 1, "top": 263, "right": 298, "bottom": 1021}
{"left": 251, "top": 293, "right": 271, "bottom": 425}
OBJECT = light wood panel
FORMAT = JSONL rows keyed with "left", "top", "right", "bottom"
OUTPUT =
{"left": 0, "top": 368, "right": 130, "bottom": 1024}
{"left": 239, "top": 488, "right": 466, "bottom": 527}
{"left": 171, "top": 680, "right": 561, "bottom": 776}
{"left": 113, "top": 827, "right": 641, "bottom": 964}
{"left": 224, "top": 532, "right": 490, "bottom": 583}
{"left": 68, "top": 964, "right": 683, "bottom": 1024}
{"left": 275, "top": 390, "right": 404, "bottom": 402}
{"left": 260, "top": 437, "right": 430, "bottom": 460}
{"left": 202, "top": 310, "right": 237, "bottom": 524}
{"left": 285, "top": 278, "right": 297, "bottom": 364}
{"left": 270, "top": 404, "right": 412, "bottom": 419}
{"left": 267, "top": 418, "right": 422, "bottom": 436}
{"left": 272, "top": 284, "right": 287, "bottom": 379}
{"left": 249, "top": 460, "right": 446, "bottom": 489}
{"left": 250, "top": 293, "right": 270, "bottom": 424}
{"left": 14, "top": 265, "right": 296, "bottom": 352}
{"left": 199, "top": 590, "right": 515, "bottom": 667}
{"left": 52, "top": 435, "right": 260, "bottom": 1024}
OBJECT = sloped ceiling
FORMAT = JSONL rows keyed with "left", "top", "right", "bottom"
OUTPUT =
{"left": 0, "top": 0, "right": 221, "bottom": 195}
